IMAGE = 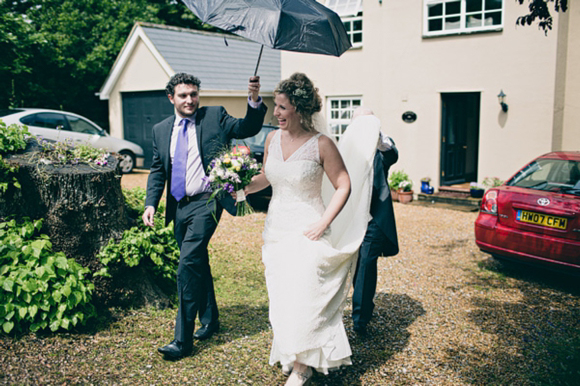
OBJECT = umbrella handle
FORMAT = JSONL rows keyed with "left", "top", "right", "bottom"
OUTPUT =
{"left": 253, "top": 45, "right": 264, "bottom": 77}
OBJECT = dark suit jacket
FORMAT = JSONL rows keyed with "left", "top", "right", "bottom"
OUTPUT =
{"left": 369, "top": 138, "right": 399, "bottom": 256}
{"left": 145, "top": 103, "right": 267, "bottom": 225}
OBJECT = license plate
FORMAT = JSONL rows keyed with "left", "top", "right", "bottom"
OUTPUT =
{"left": 516, "top": 210, "right": 568, "bottom": 230}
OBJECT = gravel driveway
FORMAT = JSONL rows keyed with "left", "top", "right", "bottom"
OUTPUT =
{"left": 119, "top": 169, "right": 580, "bottom": 385}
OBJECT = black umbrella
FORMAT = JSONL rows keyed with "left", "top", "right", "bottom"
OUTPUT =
{"left": 181, "top": 0, "right": 352, "bottom": 75}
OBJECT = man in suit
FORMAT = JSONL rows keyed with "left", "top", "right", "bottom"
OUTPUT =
{"left": 349, "top": 107, "right": 399, "bottom": 335}
{"left": 142, "top": 72, "right": 267, "bottom": 359}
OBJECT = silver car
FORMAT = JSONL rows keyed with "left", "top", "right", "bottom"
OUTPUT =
{"left": 0, "top": 108, "right": 144, "bottom": 173}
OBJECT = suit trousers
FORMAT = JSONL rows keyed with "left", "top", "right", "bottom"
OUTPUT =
{"left": 173, "top": 197, "right": 222, "bottom": 347}
{"left": 352, "top": 219, "right": 384, "bottom": 328}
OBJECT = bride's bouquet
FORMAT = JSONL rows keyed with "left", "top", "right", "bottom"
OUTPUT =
{"left": 204, "top": 146, "right": 261, "bottom": 216}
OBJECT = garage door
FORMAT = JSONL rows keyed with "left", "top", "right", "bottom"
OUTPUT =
{"left": 122, "top": 90, "right": 174, "bottom": 169}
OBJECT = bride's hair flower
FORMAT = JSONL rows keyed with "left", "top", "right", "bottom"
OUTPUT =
{"left": 293, "top": 88, "right": 308, "bottom": 98}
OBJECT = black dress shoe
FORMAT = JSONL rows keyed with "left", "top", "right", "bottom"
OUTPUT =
{"left": 353, "top": 323, "right": 367, "bottom": 336}
{"left": 158, "top": 340, "right": 192, "bottom": 359}
{"left": 193, "top": 321, "right": 220, "bottom": 340}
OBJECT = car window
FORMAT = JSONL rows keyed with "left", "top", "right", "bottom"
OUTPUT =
{"left": 20, "top": 113, "right": 69, "bottom": 131}
{"left": 66, "top": 115, "right": 101, "bottom": 135}
{"left": 507, "top": 158, "right": 580, "bottom": 194}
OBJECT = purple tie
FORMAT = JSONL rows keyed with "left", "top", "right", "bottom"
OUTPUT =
{"left": 171, "top": 118, "right": 189, "bottom": 202}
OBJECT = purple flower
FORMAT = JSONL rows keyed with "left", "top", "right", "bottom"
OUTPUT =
{"left": 224, "top": 183, "right": 234, "bottom": 193}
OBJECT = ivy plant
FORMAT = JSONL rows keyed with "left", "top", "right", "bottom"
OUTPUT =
{"left": 0, "top": 219, "right": 95, "bottom": 334}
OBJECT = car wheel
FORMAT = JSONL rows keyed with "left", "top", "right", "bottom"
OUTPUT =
{"left": 119, "top": 150, "right": 135, "bottom": 174}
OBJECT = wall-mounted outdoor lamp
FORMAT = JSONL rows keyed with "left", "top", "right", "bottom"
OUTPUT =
{"left": 497, "top": 90, "right": 508, "bottom": 112}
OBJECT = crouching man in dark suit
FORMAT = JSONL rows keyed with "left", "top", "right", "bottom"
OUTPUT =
{"left": 142, "top": 73, "right": 267, "bottom": 359}
{"left": 350, "top": 107, "right": 399, "bottom": 335}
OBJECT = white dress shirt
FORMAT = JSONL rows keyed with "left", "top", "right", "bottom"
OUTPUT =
{"left": 170, "top": 115, "right": 210, "bottom": 197}
{"left": 170, "top": 97, "right": 262, "bottom": 198}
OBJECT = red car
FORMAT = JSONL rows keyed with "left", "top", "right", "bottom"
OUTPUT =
{"left": 475, "top": 151, "right": 580, "bottom": 274}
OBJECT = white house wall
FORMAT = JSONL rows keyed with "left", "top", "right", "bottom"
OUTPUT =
{"left": 554, "top": 2, "right": 580, "bottom": 151}
{"left": 282, "top": 0, "right": 562, "bottom": 188}
{"left": 108, "top": 39, "right": 170, "bottom": 139}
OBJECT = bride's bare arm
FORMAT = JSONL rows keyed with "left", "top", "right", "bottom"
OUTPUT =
{"left": 245, "top": 130, "right": 274, "bottom": 194}
{"left": 304, "top": 135, "right": 351, "bottom": 241}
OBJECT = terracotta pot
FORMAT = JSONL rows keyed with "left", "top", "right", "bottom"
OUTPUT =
{"left": 398, "top": 190, "right": 413, "bottom": 204}
{"left": 391, "top": 189, "right": 399, "bottom": 202}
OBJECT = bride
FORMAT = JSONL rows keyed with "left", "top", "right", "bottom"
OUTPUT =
{"left": 245, "top": 73, "right": 374, "bottom": 385}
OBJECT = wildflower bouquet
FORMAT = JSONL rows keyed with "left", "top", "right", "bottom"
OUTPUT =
{"left": 204, "top": 147, "right": 261, "bottom": 216}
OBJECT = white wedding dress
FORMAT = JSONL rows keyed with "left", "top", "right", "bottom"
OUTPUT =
{"left": 262, "top": 122, "right": 379, "bottom": 374}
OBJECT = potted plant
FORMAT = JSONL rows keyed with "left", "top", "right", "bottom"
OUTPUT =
{"left": 389, "top": 170, "right": 409, "bottom": 202}
{"left": 483, "top": 176, "right": 504, "bottom": 189}
{"left": 469, "top": 182, "right": 485, "bottom": 198}
{"left": 398, "top": 179, "right": 414, "bottom": 204}
{"left": 420, "top": 177, "right": 434, "bottom": 194}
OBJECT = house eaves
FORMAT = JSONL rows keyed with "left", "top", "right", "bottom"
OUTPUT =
{"left": 99, "top": 22, "right": 281, "bottom": 100}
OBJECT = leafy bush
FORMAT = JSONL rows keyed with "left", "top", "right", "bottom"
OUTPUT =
{"left": 0, "top": 120, "right": 29, "bottom": 194}
{"left": 389, "top": 170, "right": 410, "bottom": 190}
{"left": 0, "top": 155, "right": 20, "bottom": 193}
{"left": 0, "top": 219, "right": 95, "bottom": 334}
{"left": 96, "top": 187, "right": 177, "bottom": 289}
{"left": 95, "top": 222, "right": 179, "bottom": 284}
{"left": 122, "top": 187, "right": 166, "bottom": 221}
{"left": 0, "top": 120, "right": 29, "bottom": 155}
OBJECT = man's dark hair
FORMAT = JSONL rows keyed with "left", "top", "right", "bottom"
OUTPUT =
{"left": 166, "top": 73, "right": 201, "bottom": 96}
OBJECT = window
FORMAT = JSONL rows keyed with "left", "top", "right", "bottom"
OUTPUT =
{"left": 66, "top": 115, "right": 101, "bottom": 135}
{"left": 327, "top": 97, "right": 362, "bottom": 140}
{"left": 326, "top": 0, "right": 363, "bottom": 48}
{"left": 343, "top": 13, "right": 363, "bottom": 47}
{"left": 424, "top": 0, "right": 503, "bottom": 37}
{"left": 20, "top": 113, "right": 69, "bottom": 131}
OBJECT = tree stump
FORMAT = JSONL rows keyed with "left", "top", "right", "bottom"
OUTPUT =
{"left": 1, "top": 143, "right": 174, "bottom": 309}
{"left": 1, "top": 146, "right": 127, "bottom": 267}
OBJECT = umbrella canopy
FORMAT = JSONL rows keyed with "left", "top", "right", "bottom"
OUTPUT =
{"left": 181, "top": 0, "right": 352, "bottom": 57}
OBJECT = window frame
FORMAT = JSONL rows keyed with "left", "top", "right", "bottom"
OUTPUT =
{"left": 342, "top": 12, "right": 363, "bottom": 48}
{"left": 326, "top": 96, "right": 363, "bottom": 141}
{"left": 326, "top": 0, "right": 363, "bottom": 48}
{"left": 423, "top": 0, "right": 504, "bottom": 37}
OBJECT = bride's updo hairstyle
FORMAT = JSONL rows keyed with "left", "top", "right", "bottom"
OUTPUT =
{"left": 275, "top": 73, "right": 322, "bottom": 133}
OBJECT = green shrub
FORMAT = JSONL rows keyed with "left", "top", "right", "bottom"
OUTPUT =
{"left": 95, "top": 222, "right": 179, "bottom": 286}
{"left": 0, "top": 120, "right": 28, "bottom": 194}
{"left": 123, "top": 187, "right": 166, "bottom": 221}
{"left": 0, "top": 120, "right": 29, "bottom": 155}
{"left": 0, "top": 219, "right": 95, "bottom": 334}
{"left": 0, "top": 155, "right": 20, "bottom": 193}
{"left": 97, "top": 187, "right": 177, "bottom": 288}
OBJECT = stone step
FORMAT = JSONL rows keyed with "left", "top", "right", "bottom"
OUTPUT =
{"left": 417, "top": 192, "right": 482, "bottom": 211}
